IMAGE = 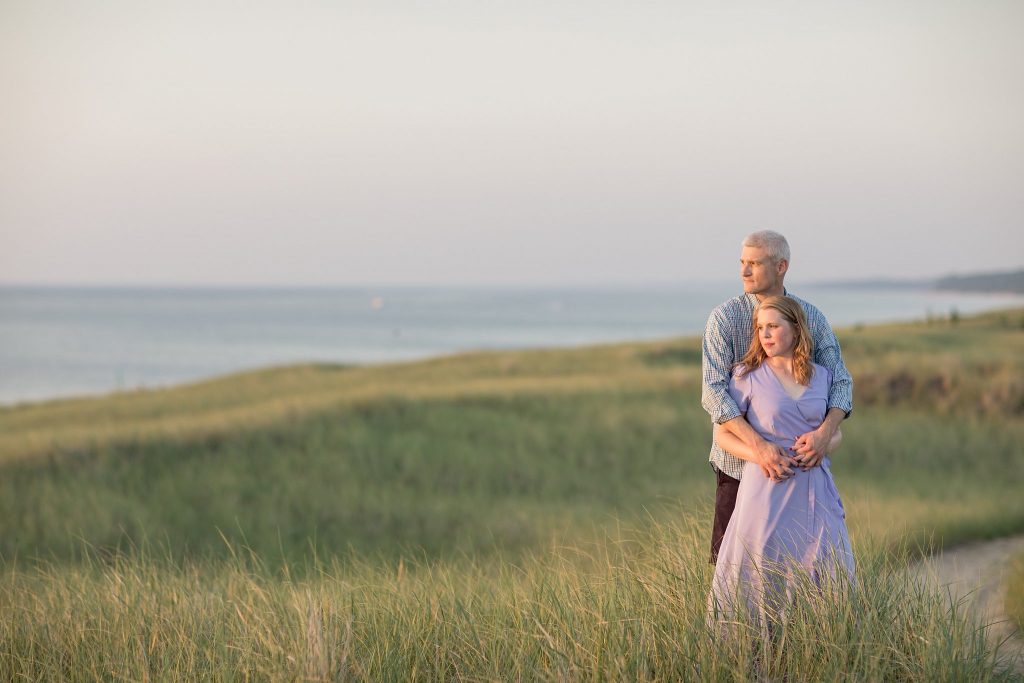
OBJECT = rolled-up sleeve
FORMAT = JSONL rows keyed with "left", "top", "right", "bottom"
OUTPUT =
{"left": 809, "top": 311, "right": 853, "bottom": 417}
{"left": 702, "top": 309, "right": 742, "bottom": 424}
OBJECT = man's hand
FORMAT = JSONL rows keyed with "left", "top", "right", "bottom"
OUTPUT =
{"left": 793, "top": 427, "right": 831, "bottom": 470}
{"left": 755, "top": 440, "right": 796, "bottom": 481}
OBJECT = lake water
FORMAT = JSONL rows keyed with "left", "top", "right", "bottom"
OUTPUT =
{"left": 2, "top": 283, "right": 1021, "bottom": 406}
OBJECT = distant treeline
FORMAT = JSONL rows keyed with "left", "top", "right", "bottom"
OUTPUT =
{"left": 934, "top": 268, "right": 1024, "bottom": 294}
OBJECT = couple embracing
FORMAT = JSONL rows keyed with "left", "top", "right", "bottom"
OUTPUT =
{"left": 701, "top": 230, "right": 855, "bottom": 623}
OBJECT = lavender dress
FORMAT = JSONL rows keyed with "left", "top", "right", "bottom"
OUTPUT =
{"left": 709, "top": 362, "right": 855, "bottom": 623}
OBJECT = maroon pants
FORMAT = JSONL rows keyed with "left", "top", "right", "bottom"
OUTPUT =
{"left": 710, "top": 469, "right": 740, "bottom": 564}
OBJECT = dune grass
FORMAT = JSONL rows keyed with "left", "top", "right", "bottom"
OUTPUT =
{"left": 1, "top": 307, "right": 1023, "bottom": 678}
{"left": 2, "top": 517, "right": 1016, "bottom": 681}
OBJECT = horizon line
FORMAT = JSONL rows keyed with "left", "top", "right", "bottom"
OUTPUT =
{"left": 0, "top": 276, "right": 964, "bottom": 290}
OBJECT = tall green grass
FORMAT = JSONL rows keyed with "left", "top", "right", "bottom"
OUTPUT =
{"left": 2, "top": 517, "right": 1017, "bottom": 681}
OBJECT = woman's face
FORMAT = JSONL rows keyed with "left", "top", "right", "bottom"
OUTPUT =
{"left": 757, "top": 307, "right": 797, "bottom": 358}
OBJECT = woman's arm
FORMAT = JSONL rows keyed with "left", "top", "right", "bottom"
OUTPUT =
{"left": 713, "top": 423, "right": 774, "bottom": 479}
{"left": 713, "top": 423, "right": 754, "bottom": 461}
{"left": 717, "top": 411, "right": 795, "bottom": 481}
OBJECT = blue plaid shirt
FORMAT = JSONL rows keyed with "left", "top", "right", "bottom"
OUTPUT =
{"left": 701, "top": 291, "right": 853, "bottom": 479}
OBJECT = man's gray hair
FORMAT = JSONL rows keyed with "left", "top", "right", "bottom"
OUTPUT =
{"left": 742, "top": 230, "right": 790, "bottom": 264}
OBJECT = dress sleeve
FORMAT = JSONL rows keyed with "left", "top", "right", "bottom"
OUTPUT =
{"left": 817, "top": 364, "right": 833, "bottom": 394}
{"left": 728, "top": 367, "right": 751, "bottom": 415}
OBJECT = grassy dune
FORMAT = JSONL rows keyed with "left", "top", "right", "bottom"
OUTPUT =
{"left": 2, "top": 307, "right": 1021, "bottom": 565}
{"left": 3, "top": 307, "right": 1020, "bottom": 464}
{"left": 2, "top": 521, "right": 1009, "bottom": 681}
{"left": 2, "top": 307, "right": 1023, "bottom": 679}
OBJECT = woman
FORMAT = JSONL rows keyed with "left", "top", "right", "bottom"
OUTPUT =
{"left": 708, "top": 295, "right": 855, "bottom": 627}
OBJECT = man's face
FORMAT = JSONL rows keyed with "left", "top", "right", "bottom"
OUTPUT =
{"left": 739, "top": 245, "right": 786, "bottom": 296}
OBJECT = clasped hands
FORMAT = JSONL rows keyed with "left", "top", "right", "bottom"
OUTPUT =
{"left": 757, "top": 428, "right": 830, "bottom": 481}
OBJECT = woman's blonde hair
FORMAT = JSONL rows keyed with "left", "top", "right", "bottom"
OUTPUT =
{"left": 737, "top": 295, "right": 815, "bottom": 385}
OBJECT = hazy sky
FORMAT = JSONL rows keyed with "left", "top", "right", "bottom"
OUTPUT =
{"left": 2, "top": 1, "right": 1022, "bottom": 286}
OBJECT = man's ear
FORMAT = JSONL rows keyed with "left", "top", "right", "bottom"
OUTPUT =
{"left": 776, "top": 259, "right": 789, "bottom": 277}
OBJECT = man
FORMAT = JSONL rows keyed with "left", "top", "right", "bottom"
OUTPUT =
{"left": 702, "top": 230, "right": 853, "bottom": 563}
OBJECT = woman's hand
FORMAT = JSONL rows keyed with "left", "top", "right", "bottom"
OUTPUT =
{"left": 793, "top": 426, "right": 843, "bottom": 470}
{"left": 792, "top": 430, "right": 828, "bottom": 469}
{"left": 793, "top": 408, "right": 845, "bottom": 470}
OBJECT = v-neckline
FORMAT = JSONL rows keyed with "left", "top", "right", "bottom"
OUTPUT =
{"left": 764, "top": 362, "right": 807, "bottom": 400}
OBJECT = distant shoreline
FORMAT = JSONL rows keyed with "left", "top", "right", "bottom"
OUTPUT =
{"left": 815, "top": 268, "right": 1024, "bottom": 295}
{"left": 2, "top": 266, "right": 1024, "bottom": 295}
